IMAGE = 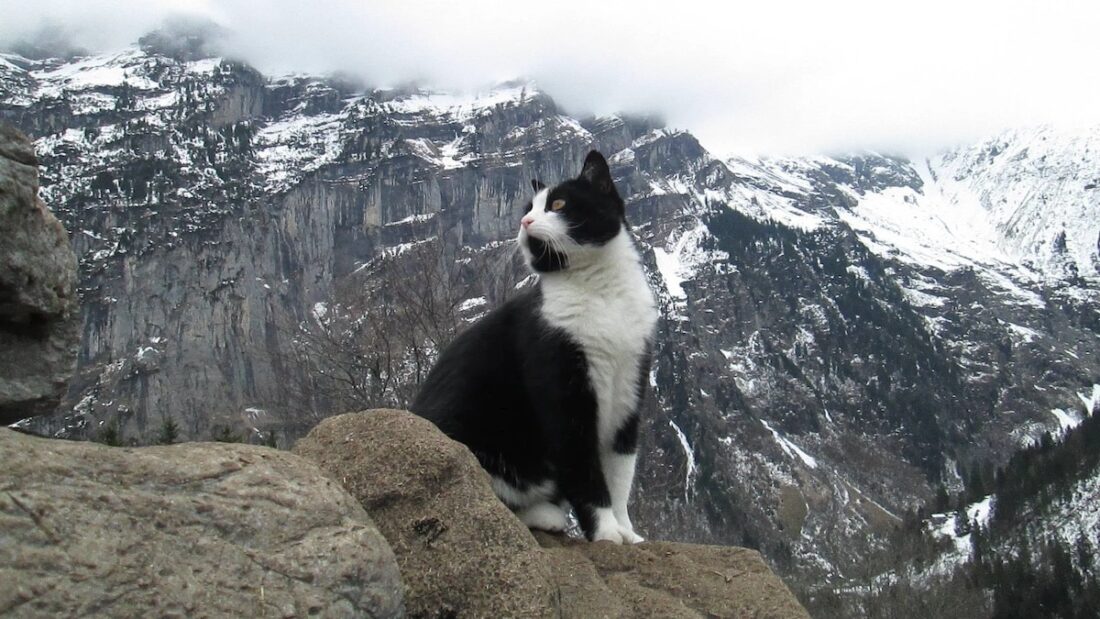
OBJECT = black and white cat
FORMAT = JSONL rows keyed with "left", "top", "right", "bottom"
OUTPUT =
{"left": 412, "top": 151, "right": 658, "bottom": 544}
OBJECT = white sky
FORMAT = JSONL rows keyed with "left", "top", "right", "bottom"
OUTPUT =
{"left": 2, "top": 0, "right": 1099, "bottom": 157}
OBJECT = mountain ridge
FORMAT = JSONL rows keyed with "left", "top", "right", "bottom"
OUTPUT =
{"left": 2, "top": 41, "right": 1098, "bottom": 609}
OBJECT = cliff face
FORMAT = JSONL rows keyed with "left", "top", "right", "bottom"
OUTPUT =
{"left": 0, "top": 124, "right": 78, "bottom": 423}
{"left": 2, "top": 42, "right": 1098, "bottom": 590}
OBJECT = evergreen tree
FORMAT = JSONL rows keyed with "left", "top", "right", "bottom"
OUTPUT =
{"left": 967, "top": 461, "right": 987, "bottom": 500}
{"left": 156, "top": 417, "right": 180, "bottom": 445}
{"left": 96, "top": 421, "right": 122, "bottom": 446}
{"left": 1074, "top": 533, "right": 1092, "bottom": 576}
{"left": 211, "top": 425, "right": 241, "bottom": 443}
{"left": 934, "top": 483, "right": 951, "bottom": 512}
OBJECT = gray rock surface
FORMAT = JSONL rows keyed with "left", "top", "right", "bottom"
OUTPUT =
{"left": 294, "top": 409, "right": 559, "bottom": 619}
{"left": 294, "top": 409, "right": 810, "bottom": 619}
{"left": 0, "top": 428, "right": 404, "bottom": 618}
{"left": 537, "top": 532, "right": 811, "bottom": 619}
{"left": 0, "top": 124, "right": 78, "bottom": 424}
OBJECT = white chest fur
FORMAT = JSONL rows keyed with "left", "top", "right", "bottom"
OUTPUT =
{"left": 538, "top": 231, "right": 658, "bottom": 446}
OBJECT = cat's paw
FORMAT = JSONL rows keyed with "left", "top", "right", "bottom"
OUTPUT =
{"left": 621, "top": 527, "right": 645, "bottom": 544}
{"left": 591, "top": 508, "right": 631, "bottom": 544}
{"left": 592, "top": 525, "right": 627, "bottom": 544}
{"left": 518, "top": 502, "right": 569, "bottom": 532}
{"left": 592, "top": 523, "right": 643, "bottom": 544}
{"left": 591, "top": 507, "right": 623, "bottom": 543}
{"left": 613, "top": 511, "right": 643, "bottom": 543}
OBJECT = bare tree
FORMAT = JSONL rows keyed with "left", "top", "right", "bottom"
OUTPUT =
{"left": 286, "top": 237, "right": 523, "bottom": 423}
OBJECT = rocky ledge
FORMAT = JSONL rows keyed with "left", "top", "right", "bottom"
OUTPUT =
{"left": 0, "top": 428, "right": 404, "bottom": 617}
{"left": 1, "top": 409, "right": 808, "bottom": 618}
{"left": 295, "top": 410, "right": 810, "bottom": 619}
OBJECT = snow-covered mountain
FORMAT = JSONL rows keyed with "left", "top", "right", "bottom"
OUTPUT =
{"left": 2, "top": 31, "right": 1098, "bottom": 609}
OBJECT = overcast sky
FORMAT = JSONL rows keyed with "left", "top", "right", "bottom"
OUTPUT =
{"left": 2, "top": 0, "right": 1098, "bottom": 156}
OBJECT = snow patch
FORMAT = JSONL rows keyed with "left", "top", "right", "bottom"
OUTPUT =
{"left": 387, "top": 212, "right": 436, "bottom": 226}
{"left": 902, "top": 286, "right": 948, "bottom": 308}
{"left": 458, "top": 297, "right": 487, "bottom": 312}
{"left": 254, "top": 111, "right": 347, "bottom": 192}
{"left": 652, "top": 222, "right": 728, "bottom": 317}
{"left": 668, "top": 420, "right": 697, "bottom": 500}
{"left": 1005, "top": 322, "right": 1042, "bottom": 343}
{"left": 1078, "top": 384, "right": 1100, "bottom": 415}
{"left": 967, "top": 496, "right": 994, "bottom": 529}
{"left": 846, "top": 264, "right": 872, "bottom": 282}
{"left": 385, "top": 82, "right": 536, "bottom": 120}
{"left": 760, "top": 419, "right": 818, "bottom": 469}
{"left": 653, "top": 246, "right": 686, "bottom": 300}
{"left": 1050, "top": 408, "right": 1083, "bottom": 433}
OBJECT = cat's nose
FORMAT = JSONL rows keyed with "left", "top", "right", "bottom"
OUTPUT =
{"left": 521, "top": 215, "right": 534, "bottom": 229}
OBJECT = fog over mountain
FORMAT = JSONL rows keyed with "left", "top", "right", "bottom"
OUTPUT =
{"left": 2, "top": 0, "right": 1099, "bottom": 156}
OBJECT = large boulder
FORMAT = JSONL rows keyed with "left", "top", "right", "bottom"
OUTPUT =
{"left": 294, "top": 409, "right": 558, "bottom": 619}
{"left": 0, "top": 124, "right": 79, "bottom": 424}
{"left": 295, "top": 409, "right": 810, "bottom": 619}
{"left": 537, "top": 532, "right": 811, "bottom": 618}
{"left": 0, "top": 428, "right": 404, "bottom": 618}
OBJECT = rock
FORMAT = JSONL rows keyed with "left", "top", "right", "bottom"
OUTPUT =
{"left": 295, "top": 409, "right": 810, "bottom": 619}
{"left": 0, "top": 428, "right": 404, "bottom": 618}
{"left": 0, "top": 124, "right": 79, "bottom": 424}
{"left": 294, "top": 409, "right": 558, "bottom": 619}
{"left": 536, "top": 532, "right": 811, "bottom": 618}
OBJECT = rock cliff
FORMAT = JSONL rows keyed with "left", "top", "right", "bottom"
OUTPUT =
{"left": 0, "top": 124, "right": 78, "bottom": 423}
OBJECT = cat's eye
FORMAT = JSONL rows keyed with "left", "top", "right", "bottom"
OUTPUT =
{"left": 551, "top": 199, "right": 566, "bottom": 211}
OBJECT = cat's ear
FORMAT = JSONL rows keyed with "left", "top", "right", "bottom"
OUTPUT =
{"left": 579, "top": 150, "right": 613, "bottom": 195}
{"left": 530, "top": 179, "right": 546, "bottom": 192}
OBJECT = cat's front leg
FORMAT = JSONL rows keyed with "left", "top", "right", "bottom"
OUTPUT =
{"left": 550, "top": 429, "right": 627, "bottom": 543}
{"left": 604, "top": 413, "right": 644, "bottom": 543}
{"left": 556, "top": 454, "right": 625, "bottom": 543}
{"left": 603, "top": 451, "right": 643, "bottom": 543}
{"left": 537, "top": 358, "right": 632, "bottom": 543}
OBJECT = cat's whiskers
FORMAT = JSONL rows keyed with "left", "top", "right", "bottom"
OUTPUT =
{"left": 549, "top": 235, "right": 568, "bottom": 271}
{"left": 535, "top": 234, "right": 552, "bottom": 265}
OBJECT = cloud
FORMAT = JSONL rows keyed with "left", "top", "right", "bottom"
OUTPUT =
{"left": 2, "top": 0, "right": 1098, "bottom": 156}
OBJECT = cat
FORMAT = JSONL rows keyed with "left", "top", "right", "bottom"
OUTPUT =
{"left": 412, "top": 150, "right": 657, "bottom": 544}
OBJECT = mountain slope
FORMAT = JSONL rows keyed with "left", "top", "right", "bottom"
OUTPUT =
{"left": 2, "top": 39, "right": 1098, "bottom": 596}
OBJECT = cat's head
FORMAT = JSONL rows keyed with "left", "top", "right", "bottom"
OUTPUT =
{"left": 518, "top": 150, "right": 625, "bottom": 273}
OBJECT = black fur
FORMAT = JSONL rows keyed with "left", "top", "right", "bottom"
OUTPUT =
{"left": 412, "top": 288, "right": 611, "bottom": 514}
{"left": 612, "top": 414, "right": 640, "bottom": 455}
{"left": 525, "top": 236, "right": 569, "bottom": 273}
{"left": 614, "top": 343, "right": 651, "bottom": 455}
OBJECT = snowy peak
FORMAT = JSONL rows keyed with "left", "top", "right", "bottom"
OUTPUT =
{"left": 931, "top": 125, "right": 1100, "bottom": 280}
{"left": 710, "top": 139, "right": 1099, "bottom": 326}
